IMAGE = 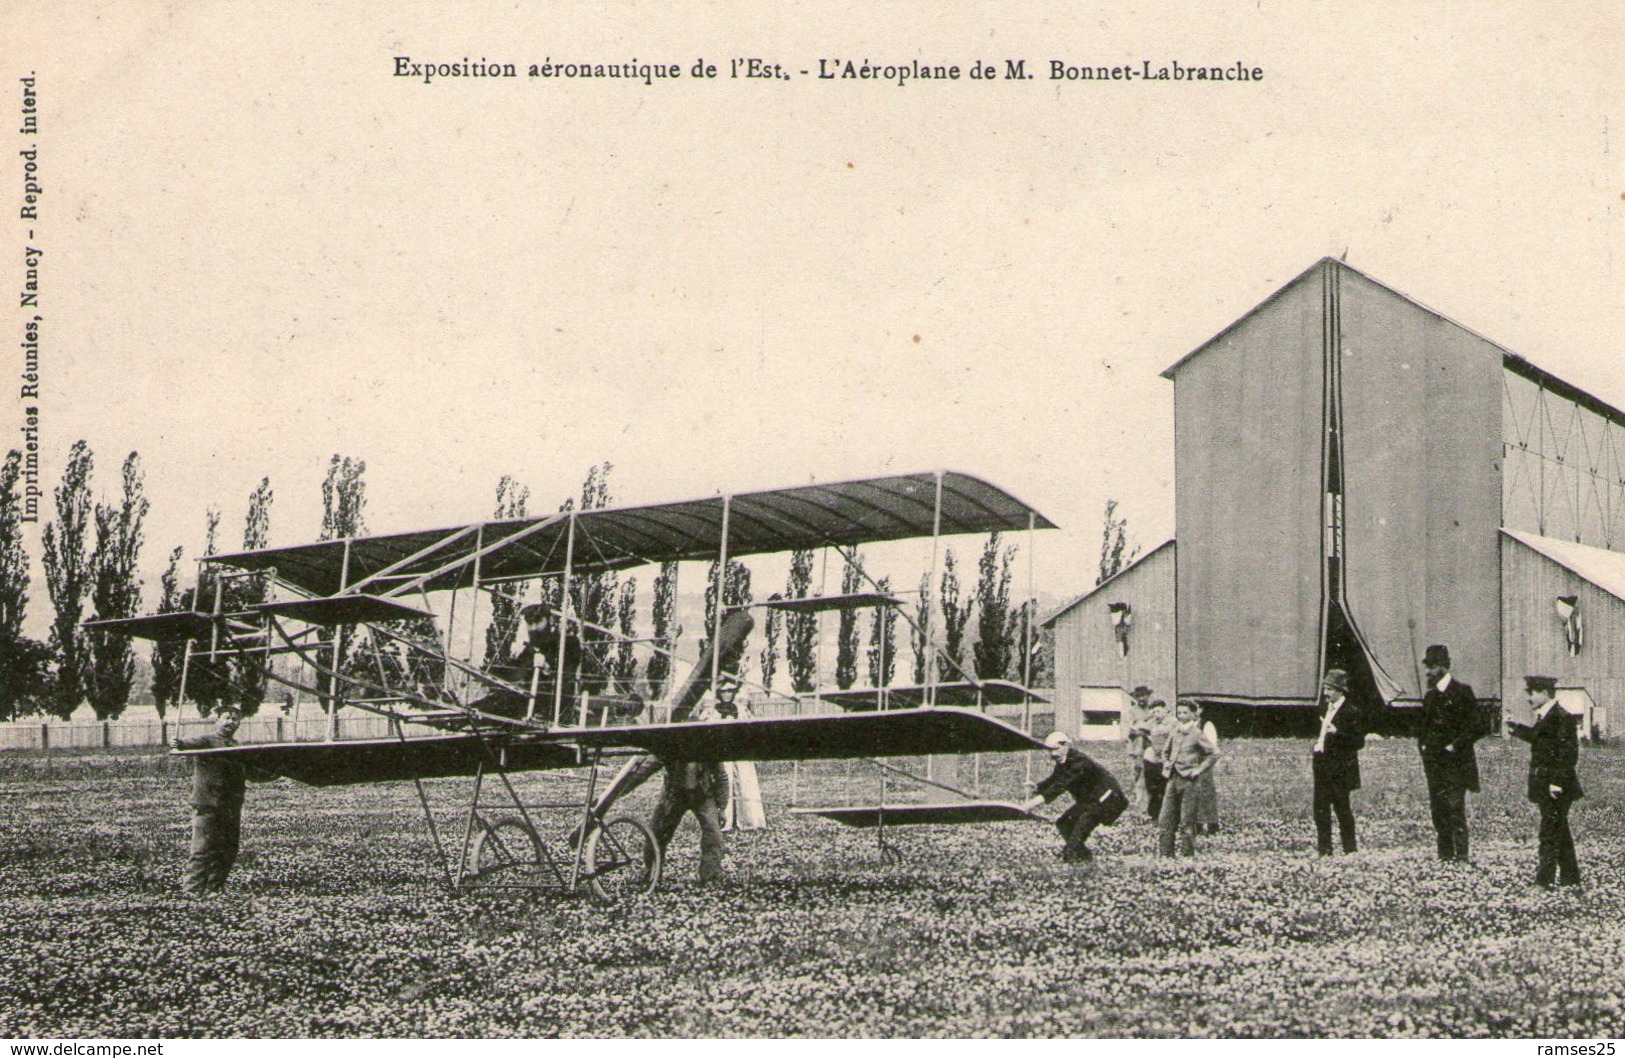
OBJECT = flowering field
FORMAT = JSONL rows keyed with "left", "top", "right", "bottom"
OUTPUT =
{"left": 1, "top": 737, "right": 1622, "bottom": 1038}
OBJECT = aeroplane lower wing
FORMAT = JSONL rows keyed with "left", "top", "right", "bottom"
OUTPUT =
{"left": 84, "top": 611, "right": 249, "bottom": 642}
{"left": 788, "top": 802, "right": 1044, "bottom": 827}
{"left": 172, "top": 707, "right": 1045, "bottom": 786}
{"left": 564, "top": 707, "right": 1045, "bottom": 762}
{"left": 171, "top": 733, "right": 582, "bottom": 787}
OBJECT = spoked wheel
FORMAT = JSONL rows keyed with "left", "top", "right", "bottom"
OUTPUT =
{"left": 581, "top": 816, "right": 662, "bottom": 905}
{"left": 466, "top": 814, "right": 545, "bottom": 887}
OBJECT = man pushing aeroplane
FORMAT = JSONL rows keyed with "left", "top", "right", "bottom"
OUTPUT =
{"left": 1021, "top": 730, "right": 1128, "bottom": 864}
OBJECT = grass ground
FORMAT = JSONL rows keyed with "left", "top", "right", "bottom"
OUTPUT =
{"left": 0, "top": 736, "right": 1622, "bottom": 1037}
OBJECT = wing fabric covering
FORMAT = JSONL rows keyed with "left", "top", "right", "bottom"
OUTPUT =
{"left": 813, "top": 680, "right": 1041, "bottom": 711}
{"left": 170, "top": 735, "right": 581, "bottom": 787}
{"left": 206, "top": 471, "right": 1056, "bottom": 598}
{"left": 172, "top": 708, "right": 1046, "bottom": 785}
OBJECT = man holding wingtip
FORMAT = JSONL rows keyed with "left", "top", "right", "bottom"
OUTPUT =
{"left": 1022, "top": 730, "right": 1128, "bottom": 864}
{"left": 172, "top": 706, "right": 260, "bottom": 893}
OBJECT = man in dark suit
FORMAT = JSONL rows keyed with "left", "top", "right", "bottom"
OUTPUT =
{"left": 1417, "top": 643, "right": 1481, "bottom": 862}
{"left": 1509, "top": 675, "right": 1583, "bottom": 889}
{"left": 475, "top": 603, "right": 603, "bottom": 724}
{"left": 1311, "top": 668, "right": 1365, "bottom": 856}
{"left": 1022, "top": 731, "right": 1128, "bottom": 863}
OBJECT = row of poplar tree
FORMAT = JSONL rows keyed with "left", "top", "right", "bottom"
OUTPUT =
{"left": 0, "top": 446, "right": 1058, "bottom": 722}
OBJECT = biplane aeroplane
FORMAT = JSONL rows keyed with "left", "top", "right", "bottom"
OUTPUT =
{"left": 93, "top": 471, "right": 1058, "bottom": 903}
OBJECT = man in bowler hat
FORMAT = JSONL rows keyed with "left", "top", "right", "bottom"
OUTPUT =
{"left": 1417, "top": 644, "right": 1482, "bottom": 861}
{"left": 1311, "top": 668, "right": 1365, "bottom": 856}
{"left": 1509, "top": 675, "right": 1583, "bottom": 889}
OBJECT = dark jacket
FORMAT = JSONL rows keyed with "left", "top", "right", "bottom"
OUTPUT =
{"left": 1312, "top": 696, "right": 1366, "bottom": 792}
{"left": 1036, "top": 748, "right": 1127, "bottom": 822}
{"left": 478, "top": 631, "right": 601, "bottom": 722}
{"left": 491, "top": 633, "right": 589, "bottom": 693}
{"left": 176, "top": 732, "right": 248, "bottom": 811}
{"left": 1419, "top": 676, "right": 1481, "bottom": 792}
{"left": 665, "top": 760, "right": 729, "bottom": 805}
{"left": 1511, "top": 704, "right": 1584, "bottom": 804}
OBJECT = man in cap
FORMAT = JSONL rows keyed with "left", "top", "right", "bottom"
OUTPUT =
{"left": 696, "top": 670, "right": 743, "bottom": 722}
{"left": 477, "top": 603, "right": 602, "bottom": 724}
{"left": 1417, "top": 644, "right": 1482, "bottom": 862}
{"left": 172, "top": 706, "right": 259, "bottom": 894}
{"left": 1509, "top": 676, "right": 1583, "bottom": 889}
{"left": 703, "top": 674, "right": 765, "bottom": 831}
{"left": 1311, "top": 668, "right": 1365, "bottom": 856}
{"left": 1130, "top": 698, "right": 1174, "bottom": 821}
{"left": 1021, "top": 731, "right": 1128, "bottom": 863}
{"left": 1126, "top": 685, "right": 1154, "bottom": 800}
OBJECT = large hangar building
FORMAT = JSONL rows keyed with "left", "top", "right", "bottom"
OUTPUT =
{"left": 1047, "top": 258, "right": 1625, "bottom": 735}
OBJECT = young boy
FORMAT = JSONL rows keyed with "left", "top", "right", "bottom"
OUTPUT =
{"left": 1158, "top": 699, "right": 1218, "bottom": 857}
{"left": 1133, "top": 699, "right": 1174, "bottom": 821}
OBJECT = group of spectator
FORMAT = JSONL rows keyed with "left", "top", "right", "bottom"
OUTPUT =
{"left": 1025, "top": 643, "right": 1585, "bottom": 890}
{"left": 1022, "top": 686, "right": 1224, "bottom": 864}
{"left": 1126, "top": 687, "right": 1222, "bottom": 856}
{"left": 1307, "top": 643, "right": 1583, "bottom": 889}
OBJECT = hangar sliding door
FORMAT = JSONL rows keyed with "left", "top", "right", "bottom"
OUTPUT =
{"left": 1336, "top": 269, "right": 1503, "bottom": 701}
{"left": 1321, "top": 266, "right": 1406, "bottom": 709}
{"left": 1172, "top": 267, "right": 1325, "bottom": 704}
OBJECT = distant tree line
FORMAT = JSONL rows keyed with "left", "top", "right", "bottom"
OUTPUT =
{"left": 2, "top": 442, "right": 159, "bottom": 721}
{"left": 0, "top": 438, "right": 289, "bottom": 722}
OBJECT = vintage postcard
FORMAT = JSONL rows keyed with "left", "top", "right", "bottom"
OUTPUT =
{"left": 5, "top": 1, "right": 1623, "bottom": 1041}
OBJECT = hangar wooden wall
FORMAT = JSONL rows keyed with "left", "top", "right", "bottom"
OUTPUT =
{"left": 1164, "top": 258, "right": 1505, "bottom": 710}
{"left": 1046, "top": 541, "right": 1175, "bottom": 735}
{"left": 1166, "top": 265, "right": 1324, "bottom": 704}
{"left": 1501, "top": 532, "right": 1625, "bottom": 726}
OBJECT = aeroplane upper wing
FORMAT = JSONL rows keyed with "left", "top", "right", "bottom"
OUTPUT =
{"left": 170, "top": 732, "right": 582, "bottom": 787}
{"left": 204, "top": 471, "right": 1056, "bottom": 597}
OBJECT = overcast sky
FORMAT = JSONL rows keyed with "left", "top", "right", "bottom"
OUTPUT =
{"left": 10, "top": 2, "right": 1624, "bottom": 632}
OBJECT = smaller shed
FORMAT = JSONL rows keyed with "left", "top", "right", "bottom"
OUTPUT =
{"left": 1502, "top": 529, "right": 1625, "bottom": 734}
{"left": 1042, "top": 541, "right": 1176, "bottom": 738}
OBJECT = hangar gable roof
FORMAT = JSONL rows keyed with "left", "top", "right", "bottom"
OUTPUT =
{"left": 1502, "top": 529, "right": 1625, "bottom": 606}
{"left": 1040, "top": 539, "right": 1174, "bottom": 628}
{"left": 1159, "top": 260, "right": 1625, "bottom": 430}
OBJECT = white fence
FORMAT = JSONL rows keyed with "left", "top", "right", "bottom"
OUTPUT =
{"left": 0, "top": 713, "right": 408, "bottom": 753}
{"left": 0, "top": 693, "right": 1053, "bottom": 754}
